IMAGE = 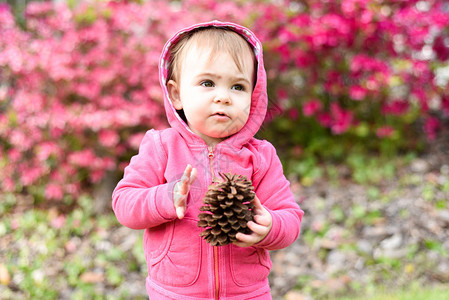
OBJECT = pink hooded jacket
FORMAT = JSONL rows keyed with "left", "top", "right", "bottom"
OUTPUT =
{"left": 112, "top": 21, "right": 303, "bottom": 299}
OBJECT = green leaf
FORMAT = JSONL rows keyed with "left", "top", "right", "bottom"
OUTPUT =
{"left": 106, "top": 266, "right": 123, "bottom": 286}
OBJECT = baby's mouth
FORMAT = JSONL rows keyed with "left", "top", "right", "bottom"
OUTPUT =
{"left": 213, "top": 112, "right": 229, "bottom": 118}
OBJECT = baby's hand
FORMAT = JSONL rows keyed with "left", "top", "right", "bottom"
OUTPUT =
{"left": 173, "top": 164, "right": 197, "bottom": 219}
{"left": 233, "top": 195, "right": 273, "bottom": 247}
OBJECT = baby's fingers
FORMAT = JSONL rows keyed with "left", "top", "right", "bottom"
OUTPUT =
{"left": 247, "top": 221, "right": 270, "bottom": 236}
{"left": 233, "top": 232, "right": 259, "bottom": 247}
{"left": 173, "top": 191, "right": 187, "bottom": 219}
{"left": 253, "top": 214, "right": 272, "bottom": 227}
{"left": 251, "top": 195, "right": 268, "bottom": 215}
{"left": 174, "top": 165, "right": 197, "bottom": 220}
{"left": 179, "top": 165, "right": 193, "bottom": 195}
{"left": 233, "top": 222, "right": 268, "bottom": 247}
{"left": 251, "top": 196, "right": 272, "bottom": 227}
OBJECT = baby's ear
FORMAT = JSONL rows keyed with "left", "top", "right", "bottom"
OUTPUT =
{"left": 167, "top": 80, "right": 183, "bottom": 110}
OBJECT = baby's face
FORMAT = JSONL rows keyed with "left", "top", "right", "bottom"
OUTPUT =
{"left": 168, "top": 45, "right": 255, "bottom": 146}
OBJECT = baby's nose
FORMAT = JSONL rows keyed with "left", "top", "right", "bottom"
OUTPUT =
{"left": 213, "top": 89, "right": 231, "bottom": 104}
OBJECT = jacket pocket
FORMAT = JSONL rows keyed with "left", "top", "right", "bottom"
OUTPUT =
{"left": 230, "top": 245, "right": 272, "bottom": 286}
{"left": 146, "top": 223, "right": 173, "bottom": 267}
{"left": 149, "top": 217, "right": 202, "bottom": 286}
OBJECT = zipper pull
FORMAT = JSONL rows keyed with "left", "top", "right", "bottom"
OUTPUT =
{"left": 208, "top": 146, "right": 218, "bottom": 183}
{"left": 208, "top": 146, "right": 214, "bottom": 158}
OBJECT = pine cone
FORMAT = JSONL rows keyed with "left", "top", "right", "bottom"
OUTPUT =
{"left": 197, "top": 172, "right": 255, "bottom": 246}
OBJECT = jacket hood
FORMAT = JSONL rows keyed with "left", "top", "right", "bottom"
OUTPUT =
{"left": 159, "top": 20, "right": 267, "bottom": 149}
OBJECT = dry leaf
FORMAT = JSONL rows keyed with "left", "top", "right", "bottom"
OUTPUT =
{"left": 80, "top": 271, "right": 104, "bottom": 283}
{"left": 0, "top": 263, "right": 11, "bottom": 286}
{"left": 285, "top": 290, "right": 309, "bottom": 300}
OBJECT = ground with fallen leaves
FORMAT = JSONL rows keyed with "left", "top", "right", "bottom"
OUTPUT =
{"left": 1, "top": 145, "right": 449, "bottom": 299}
{"left": 270, "top": 154, "right": 449, "bottom": 299}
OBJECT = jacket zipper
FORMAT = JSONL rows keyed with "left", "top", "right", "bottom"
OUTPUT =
{"left": 208, "top": 146, "right": 220, "bottom": 299}
{"left": 208, "top": 146, "right": 218, "bottom": 183}
{"left": 214, "top": 246, "right": 220, "bottom": 300}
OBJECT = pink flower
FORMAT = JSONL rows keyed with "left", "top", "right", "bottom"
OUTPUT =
{"left": 382, "top": 100, "right": 409, "bottom": 116}
{"left": 50, "top": 127, "right": 64, "bottom": 138}
{"left": 350, "top": 54, "right": 390, "bottom": 74}
{"left": 10, "top": 130, "right": 32, "bottom": 151}
{"left": 279, "top": 27, "right": 296, "bottom": 43}
{"left": 25, "top": 1, "right": 54, "bottom": 16}
{"left": 0, "top": 3, "right": 15, "bottom": 28}
{"left": 349, "top": 86, "right": 367, "bottom": 100}
{"left": 288, "top": 108, "right": 299, "bottom": 120}
{"left": 424, "top": 117, "right": 440, "bottom": 141}
{"left": 277, "top": 89, "right": 288, "bottom": 100}
{"left": 119, "top": 161, "right": 129, "bottom": 171}
{"left": 90, "top": 170, "right": 104, "bottom": 183}
{"left": 65, "top": 239, "right": 77, "bottom": 253}
{"left": 61, "top": 163, "right": 76, "bottom": 177}
{"left": 433, "top": 35, "right": 449, "bottom": 61}
{"left": 76, "top": 82, "right": 102, "bottom": 100}
{"left": 51, "top": 215, "right": 66, "bottom": 229}
{"left": 100, "top": 157, "right": 115, "bottom": 170}
{"left": 302, "top": 99, "right": 323, "bottom": 117}
{"left": 311, "top": 220, "right": 324, "bottom": 232}
{"left": 291, "top": 14, "right": 309, "bottom": 27}
{"left": 330, "top": 103, "right": 353, "bottom": 134}
{"left": 7, "top": 149, "right": 21, "bottom": 162}
{"left": 45, "top": 184, "right": 64, "bottom": 200}
{"left": 325, "top": 71, "right": 344, "bottom": 95}
{"left": 127, "top": 132, "right": 144, "bottom": 149}
{"left": 294, "top": 49, "right": 314, "bottom": 68}
{"left": 99, "top": 130, "right": 120, "bottom": 148}
{"left": 317, "top": 112, "right": 332, "bottom": 127}
{"left": 65, "top": 183, "right": 80, "bottom": 197}
{"left": 11, "top": 218, "right": 20, "bottom": 230}
{"left": 68, "top": 149, "right": 97, "bottom": 168}
{"left": 36, "top": 142, "right": 59, "bottom": 162}
{"left": 2, "top": 177, "right": 15, "bottom": 192}
{"left": 20, "top": 166, "right": 44, "bottom": 186}
{"left": 275, "top": 44, "right": 290, "bottom": 63}
{"left": 376, "top": 126, "right": 394, "bottom": 138}
{"left": 412, "top": 89, "right": 429, "bottom": 112}
{"left": 442, "top": 96, "right": 449, "bottom": 116}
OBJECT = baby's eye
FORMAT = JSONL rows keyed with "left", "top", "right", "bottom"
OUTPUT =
{"left": 232, "top": 84, "right": 244, "bottom": 91}
{"left": 201, "top": 81, "right": 214, "bottom": 87}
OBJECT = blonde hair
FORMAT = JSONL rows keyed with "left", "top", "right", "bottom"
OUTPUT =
{"left": 167, "top": 27, "right": 256, "bottom": 84}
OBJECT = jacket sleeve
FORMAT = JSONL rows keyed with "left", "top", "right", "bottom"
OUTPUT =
{"left": 253, "top": 141, "right": 304, "bottom": 250}
{"left": 112, "top": 130, "right": 178, "bottom": 230}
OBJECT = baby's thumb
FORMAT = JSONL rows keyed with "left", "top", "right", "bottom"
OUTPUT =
{"left": 252, "top": 194, "right": 263, "bottom": 209}
{"left": 176, "top": 206, "right": 185, "bottom": 219}
{"left": 190, "top": 168, "right": 198, "bottom": 185}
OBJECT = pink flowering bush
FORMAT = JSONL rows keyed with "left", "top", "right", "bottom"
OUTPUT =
{"left": 0, "top": 0, "right": 252, "bottom": 200}
{"left": 1, "top": 0, "right": 448, "bottom": 200}
{"left": 254, "top": 0, "right": 449, "bottom": 165}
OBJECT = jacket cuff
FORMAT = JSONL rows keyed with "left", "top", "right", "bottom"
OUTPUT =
{"left": 154, "top": 181, "right": 178, "bottom": 221}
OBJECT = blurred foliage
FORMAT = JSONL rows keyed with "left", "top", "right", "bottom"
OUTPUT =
{"left": 338, "top": 283, "right": 449, "bottom": 300}
{"left": 0, "top": 193, "right": 147, "bottom": 299}
{"left": 1, "top": 165, "right": 449, "bottom": 298}
{"left": 289, "top": 166, "right": 449, "bottom": 299}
